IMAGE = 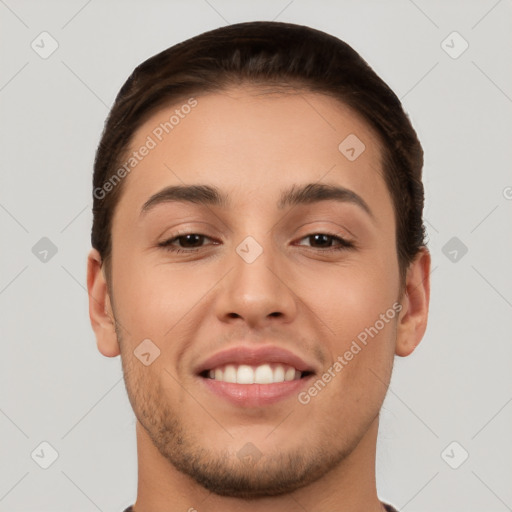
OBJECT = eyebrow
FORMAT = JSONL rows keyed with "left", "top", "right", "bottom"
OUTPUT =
{"left": 140, "top": 182, "right": 374, "bottom": 220}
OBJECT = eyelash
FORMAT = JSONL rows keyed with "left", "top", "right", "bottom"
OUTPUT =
{"left": 158, "top": 232, "right": 355, "bottom": 254}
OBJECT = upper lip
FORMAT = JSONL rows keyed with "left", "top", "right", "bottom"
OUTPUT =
{"left": 195, "top": 345, "right": 318, "bottom": 375}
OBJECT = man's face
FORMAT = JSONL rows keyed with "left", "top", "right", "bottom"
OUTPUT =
{"left": 106, "top": 87, "right": 402, "bottom": 497}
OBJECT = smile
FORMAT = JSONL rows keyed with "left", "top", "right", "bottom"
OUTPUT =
{"left": 203, "top": 363, "right": 309, "bottom": 384}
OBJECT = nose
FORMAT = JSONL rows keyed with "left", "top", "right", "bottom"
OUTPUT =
{"left": 213, "top": 237, "right": 298, "bottom": 329}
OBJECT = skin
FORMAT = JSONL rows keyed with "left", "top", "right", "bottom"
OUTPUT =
{"left": 87, "top": 86, "right": 430, "bottom": 512}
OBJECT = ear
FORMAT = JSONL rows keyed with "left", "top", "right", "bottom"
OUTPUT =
{"left": 395, "top": 248, "right": 431, "bottom": 357}
{"left": 87, "top": 248, "right": 120, "bottom": 357}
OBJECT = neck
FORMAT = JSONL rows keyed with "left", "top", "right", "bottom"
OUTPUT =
{"left": 132, "top": 416, "right": 384, "bottom": 512}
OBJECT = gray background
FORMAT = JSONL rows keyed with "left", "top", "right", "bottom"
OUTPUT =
{"left": 1, "top": 0, "right": 511, "bottom": 510}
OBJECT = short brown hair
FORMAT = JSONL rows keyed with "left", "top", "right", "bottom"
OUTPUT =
{"left": 92, "top": 21, "right": 426, "bottom": 289}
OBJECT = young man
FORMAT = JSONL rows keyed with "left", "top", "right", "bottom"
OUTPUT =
{"left": 87, "top": 21, "right": 430, "bottom": 512}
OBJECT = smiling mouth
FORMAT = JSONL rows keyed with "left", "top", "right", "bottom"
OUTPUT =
{"left": 200, "top": 363, "right": 313, "bottom": 384}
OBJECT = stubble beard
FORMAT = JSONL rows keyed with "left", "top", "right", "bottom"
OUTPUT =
{"left": 114, "top": 324, "right": 362, "bottom": 499}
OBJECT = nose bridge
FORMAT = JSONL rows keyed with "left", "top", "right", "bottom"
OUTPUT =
{"left": 215, "top": 233, "right": 297, "bottom": 326}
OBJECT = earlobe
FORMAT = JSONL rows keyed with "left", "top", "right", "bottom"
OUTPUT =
{"left": 87, "top": 248, "right": 120, "bottom": 358}
{"left": 395, "top": 248, "right": 431, "bottom": 357}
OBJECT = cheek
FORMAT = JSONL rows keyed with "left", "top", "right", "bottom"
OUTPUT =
{"left": 111, "top": 251, "right": 166, "bottom": 339}
{"left": 112, "top": 253, "right": 216, "bottom": 341}
{"left": 310, "top": 251, "right": 399, "bottom": 340}
{"left": 302, "top": 244, "right": 399, "bottom": 403}
{"left": 315, "top": 279, "right": 398, "bottom": 416}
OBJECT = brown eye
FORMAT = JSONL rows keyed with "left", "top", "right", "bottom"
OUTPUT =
{"left": 174, "top": 234, "right": 205, "bottom": 248}
{"left": 158, "top": 233, "right": 218, "bottom": 253}
{"left": 297, "top": 233, "right": 354, "bottom": 251}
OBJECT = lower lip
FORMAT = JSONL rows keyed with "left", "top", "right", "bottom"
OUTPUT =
{"left": 200, "top": 376, "right": 314, "bottom": 407}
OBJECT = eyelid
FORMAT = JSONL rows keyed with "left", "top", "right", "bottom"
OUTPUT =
{"left": 292, "top": 219, "right": 355, "bottom": 239}
{"left": 158, "top": 230, "right": 356, "bottom": 255}
{"left": 294, "top": 232, "right": 355, "bottom": 250}
{"left": 158, "top": 231, "right": 218, "bottom": 247}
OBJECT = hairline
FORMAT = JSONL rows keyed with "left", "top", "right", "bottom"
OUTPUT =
{"left": 100, "top": 84, "right": 409, "bottom": 295}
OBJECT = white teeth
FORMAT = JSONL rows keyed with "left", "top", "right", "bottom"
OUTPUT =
{"left": 273, "top": 365, "right": 285, "bottom": 383}
{"left": 237, "top": 365, "right": 254, "bottom": 384}
{"left": 207, "top": 363, "right": 304, "bottom": 384}
{"left": 224, "top": 364, "right": 237, "bottom": 383}
{"left": 284, "top": 367, "right": 296, "bottom": 381}
{"left": 254, "top": 364, "right": 273, "bottom": 384}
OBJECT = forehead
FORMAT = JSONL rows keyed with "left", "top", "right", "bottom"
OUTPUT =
{"left": 115, "top": 87, "right": 391, "bottom": 222}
